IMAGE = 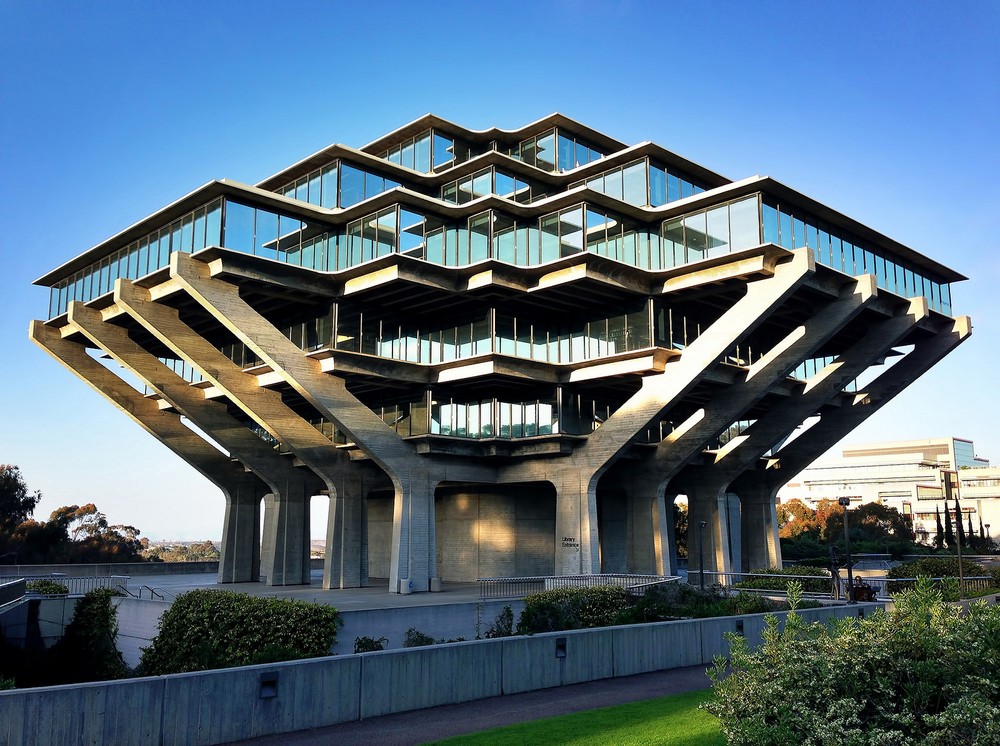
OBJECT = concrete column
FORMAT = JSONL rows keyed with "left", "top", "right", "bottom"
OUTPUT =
{"left": 218, "top": 483, "right": 262, "bottom": 583}
{"left": 553, "top": 475, "right": 600, "bottom": 576}
{"left": 620, "top": 471, "right": 675, "bottom": 575}
{"left": 737, "top": 483, "right": 782, "bottom": 572}
{"left": 324, "top": 466, "right": 367, "bottom": 589}
{"left": 686, "top": 486, "right": 735, "bottom": 586}
{"left": 388, "top": 472, "right": 438, "bottom": 593}
{"left": 262, "top": 485, "right": 312, "bottom": 586}
{"left": 260, "top": 494, "right": 276, "bottom": 582}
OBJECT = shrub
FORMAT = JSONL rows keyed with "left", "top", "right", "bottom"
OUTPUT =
{"left": 618, "top": 582, "right": 789, "bottom": 624}
{"left": 734, "top": 565, "right": 830, "bottom": 594}
{"left": 354, "top": 635, "right": 387, "bottom": 653}
{"left": 886, "top": 556, "right": 987, "bottom": 594}
{"left": 138, "top": 589, "right": 340, "bottom": 674}
{"left": 484, "top": 605, "right": 515, "bottom": 638}
{"left": 0, "top": 676, "right": 14, "bottom": 690}
{"left": 403, "top": 628, "right": 436, "bottom": 647}
{"left": 517, "top": 585, "right": 631, "bottom": 634}
{"left": 705, "top": 578, "right": 1000, "bottom": 745}
{"left": 25, "top": 580, "right": 69, "bottom": 595}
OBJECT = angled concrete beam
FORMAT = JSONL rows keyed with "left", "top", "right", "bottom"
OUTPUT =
{"left": 29, "top": 320, "right": 266, "bottom": 582}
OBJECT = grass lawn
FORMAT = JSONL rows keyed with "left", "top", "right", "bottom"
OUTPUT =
{"left": 429, "top": 688, "right": 724, "bottom": 745}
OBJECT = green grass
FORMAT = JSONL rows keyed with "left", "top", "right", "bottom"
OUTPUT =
{"left": 429, "top": 688, "right": 724, "bottom": 745}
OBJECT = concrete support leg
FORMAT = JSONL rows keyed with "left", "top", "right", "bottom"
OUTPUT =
{"left": 324, "top": 468, "right": 367, "bottom": 589}
{"left": 686, "top": 487, "right": 735, "bottom": 586}
{"left": 218, "top": 484, "right": 262, "bottom": 583}
{"left": 739, "top": 487, "right": 782, "bottom": 572}
{"left": 553, "top": 477, "right": 600, "bottom": 575}
{"left": 263, "top": 489, "right": 311, "bottom": 586}
{"left": 388, "top": 474, "right": 437, "bottom": 593}
{"left": 623, "top": 483, "right": 674, "bottom": 575}
{"left": 599, "top": 491, "right": 628, "bottom": 574}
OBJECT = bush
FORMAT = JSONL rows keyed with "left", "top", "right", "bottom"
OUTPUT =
{"left": 618, "top": 582, "right": 789, "bottom": 624}
{"left": 353, "top": 635, "right": 387, "bottom": 653}
{"left": 705, "top": 578, "right": 1000, "bottom": 745}
{"left": 138, "top": 589, "right": 340, "bottom": 674}
{"left": 403, "top": 628, "right": 436, "bottom": 647}
{"left": 516, "top": 585, "right": 631, "bottom": 634}
{"left": 0, "top": 676, "right": 14, "bottom": 690}
{"left": 484, "top": 605, "right": 515, "bottom": 638}
{"left": 886, "top": 556, "right": 987, "bottom": 594}
{"left": 25, "top": 580, "right": 69, "bottom": 595}
{"left": 734, "top": 565, "right": 831, "bottom": 594}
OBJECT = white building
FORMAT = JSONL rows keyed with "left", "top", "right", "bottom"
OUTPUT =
{"left": 779, "top": 438, "right": 999, "bottom": 544}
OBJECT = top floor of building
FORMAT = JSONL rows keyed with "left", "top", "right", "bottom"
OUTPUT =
{"left": 36, "top": 113, "right": 968, "bottom": 321}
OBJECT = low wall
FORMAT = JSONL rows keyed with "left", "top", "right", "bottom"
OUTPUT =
{"left": 0, "top": 603, "right": 874, "bottom": 746}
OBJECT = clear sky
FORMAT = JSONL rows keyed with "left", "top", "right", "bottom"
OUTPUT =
{"left": 1, "top": 1, "right": 997, "bottom": 541}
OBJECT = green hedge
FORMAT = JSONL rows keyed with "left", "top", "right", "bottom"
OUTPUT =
{"left": 734, "top": 565, "right": 831, "bottom": 594}
{"left": 517, "top": 585, "right": 631, "bottom": 634}
{"left": 886, "top": 556, "right": 989, "bottom": 594}
{"left": 139, "top": 589, "right": 341, "bottom": 674}
{"left": 25, "top": 580, "right": 69, "bottom": 595}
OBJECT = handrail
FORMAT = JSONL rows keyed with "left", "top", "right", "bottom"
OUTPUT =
{"left": 0, "top": 574, "right": 131, "bottom": 597}
{"left": 478, "top": 573, "right": 676, "bottom": 600}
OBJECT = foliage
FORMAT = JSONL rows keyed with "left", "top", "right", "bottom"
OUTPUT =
{"left": 138, "top": 589, "right": 340, "bottom": 674}
{"left": 143, "top": 540, "right": 220, "bottom": 562}
{"left": 484, "top": 605, "right": 515, "bottom": 638}
{"left": 0, "top": 676, "right": 14, "bottom": 690}
{"left": 403, "top": 628, "right": 437, "bottom": 647}
{"left": 516, "top": 585, "right": 631, "bottom": 634}
{"left": 46, "top": 588, "right": 129, "bottom": 683}
{"left": 886, "top": 556, "right": 988, "bottom": 594}
{"left": 432, "top": 688, "right": 723, "bottom": 745}
{"left": 704, "top": 577, "right": 1000, "bottom": 745}
{"left": 353, "top": 635, "right": 387, "bottom": 653}
{"left": 734, "top": 565, "right": 831, "bottom": 594}
{"left": 0, "top": 465, "right": 41, "bottom": 536}
{"left": 617, "top": 582, "right": 799, "bottom": 625}
{"left": 673, "top": 501, "right": 688, "bottom": 558}
{"left": 25, "top": 579, "right": 69, "bottom": 595}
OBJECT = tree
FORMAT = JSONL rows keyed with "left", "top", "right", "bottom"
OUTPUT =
{"left": 955, "top": 499, "right": 966, "bottom": 548}
{"left": 0, "top": 465, "right": 41, "bottom": 536}
{"left": 777, "top": 499, "right": 821, "bottom": 539}
{"left": 673, "top": 501, "right": 688, "bottom": 558}
{"left": 935, "top": 506, "right": 945, "bottom": 549}
{"left": 944, "top": 501, "right": 955, "bottom": 548}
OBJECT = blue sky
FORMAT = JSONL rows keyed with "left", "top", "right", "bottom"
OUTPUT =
{"left": 1, "top": 1, "right": 997, "bottom": 540}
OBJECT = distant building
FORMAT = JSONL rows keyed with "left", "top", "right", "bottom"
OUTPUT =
{"left": 780, "top": 438, "right": 999, "bottom": 543}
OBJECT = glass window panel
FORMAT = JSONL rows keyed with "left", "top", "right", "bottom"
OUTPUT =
{"left": 192, "top": 209, "right": 207, "bottom": 251}
{"left": 729, "top": 197, "right": 760, "bottom": 249}
{"left": 560, "top": 207, "right": 585, "bottom": 256}
{"left": 514, "top": 178, "right": 530, "bottom": 203}
{"left": 575, "top": 141, "right": 590, "bottom": 168}
{"left": 904, "top": 267, "right": 916, "bottom": 297}
{"left": 495, "top": 171, "right": 515, "bottom": 198}
{"left": 941, "top": 283, "right": 952, "bottom": 315}
{"left": 558, "top": 134, "right": 575, "bottom": 171}
{"left": 469, "top": 212, "right": 490, "bottom": 262}
{"left": 399, "top": 209, "right": 425, "bottom": 256}
{"left": 681, "top": 180, "right": 694, "bottom": 199}
{"left": 778, "top": 210, "right": 793, "bottom": 249}
{"left": 791, "top": 217, "right": 806, "bottom": 248}
{"left": 705, "top": 205, "right": 730, "bottom": 258}
{"left": 535, "top": 130, "right": 556, "bottom": 172}
{"left": 433, "top": 133, "right": 454, "bottom": 168}
{"left": 401, "top": 141, "right": 414, "bottom": 171}
{"left": 762, "top": 202, "right": 779, "bottom": 245}
{"left": 375, "top": 207, "right": 397, "bottom": 257}
{"left": 318, "top": 164, "right": 337, "bottom": 208}
{"left": 649, "top": 165, "right": 666, "bottom": 207}
{"left": 604, "top": 168, "right": 623, "bottom": 201}
{"left": 307, "top": 173, "right": 321, "bottom": 206}
{"left": 293, "top": 179, "right": 306, "bottom": 203}
{"left": 472, "top": 169, "right": 491, "bottom": 199}
{"left": 250, "top": 209, "right": 276, "bottom": 259}
{"left": 137, "top": 239, "right": 150, "bottom": 277}
{"left": 223, "top": 201, "right": 254, "bottom": 252}
{"left": 667, "top": 173, "right": 681, "bottom": 203}
{"left": 414, "top": 133, "right": 431, "bottom": 173}
{"left": 169, "top": 222, "right": 182, "bottom": 258}
{"left": 684, "top": 211, "right": 708, "bottom": 261}
{"left": 205, "top": 199, "right": 222, "bottom": 247}
{"left": 494, "top": 214, "right": 516, "bottom": 264}
{"left": 540, "top": 213, "right": 560, "bottom": 262}
{"left": 442, "top": 181, "right": 459, "bottom": 203}
{"left": 623, "top": 161, "right": 647, "bottom": 206}
{"left": 339, "top": 164, "right": 364, "bottom": 207}
{"left": 876, "top": 254, "right": 887, "bottom": 284}
{"left": 180, "top": 215, "right": 194, "bottom": 254}
{"left": 664, "top": 219, "right": 685, "bottom": 266}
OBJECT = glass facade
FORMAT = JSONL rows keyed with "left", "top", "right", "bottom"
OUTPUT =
{"left": 572, "top": 158, "right": 707, "bottom": 207}
{"left": 509, "top": 128, "right": 603, "bottom": 172}
{"left": 380, "top": 129, "right": 470, "bottom": 173}
{"left": 441, "top": 167, "right": 533, "bottom": 204}
{"left": 277, "top": 161, "right": 400, "bottom": 209}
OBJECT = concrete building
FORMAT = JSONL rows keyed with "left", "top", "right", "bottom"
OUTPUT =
{"left": 30, "top": 114, "right": 971, "bottom": 591}
{"left": 780, "top": 438, "right": 1000, "bottom": 544}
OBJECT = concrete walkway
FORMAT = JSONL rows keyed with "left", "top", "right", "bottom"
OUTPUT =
{"left": 222, "top": 665, "right": 715, "bottom": 745}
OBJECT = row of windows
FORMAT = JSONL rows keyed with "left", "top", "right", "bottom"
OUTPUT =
{"left": 572, "top": 158, "right": 707, "bottom": 208}
{"left": 509, "top": 128, "right": 603, "bottom": 173}
{"left": 49, "top": 199, "right": 223, "bottom": 318}
{"left": 48, "top": 193, "right": 956, "bottom": 321}
{"left": 380, "top": 129, "right": 469, "bottom": 173}
{"left": 440, "top": 167, "right": 533, "bottom": 205}
{"left": 277, "top": 161, "right": 400, "bottom": 210}
{"left": 762, "top": 200, "right": 952, "bottom": 315}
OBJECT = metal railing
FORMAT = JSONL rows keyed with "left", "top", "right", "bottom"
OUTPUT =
{"left": 478, "top": 573, "right": 677, "bottom": 600}
{"left": 701, "top": 570, "right": 994, "bottom": 601}
{"left": 0, "top": 574, "right": 130, "bottom": 597}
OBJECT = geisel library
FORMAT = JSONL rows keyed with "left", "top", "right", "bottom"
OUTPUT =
{"left": 31, "top": 115, "right": 971, "bottom": 592}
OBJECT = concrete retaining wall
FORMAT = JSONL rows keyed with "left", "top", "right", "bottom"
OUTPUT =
{"left": 0, "top": 558, "right": 324, "bottom": 579}
{"left": 0, "top": 604, "right": 873, "bottom": 746}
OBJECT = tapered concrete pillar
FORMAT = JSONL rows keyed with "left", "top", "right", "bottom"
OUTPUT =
{"left": 553, "top": 475, "right": 600, "bottom": 575}
{"left": 686, "top": 486, "right": 735, "bottom": 586}
{"left": 736, "top": 483, "right": 782, "bottom": 572}
{"left": 219, "top": 485, "right": 263, "bottom": 583}
{"left": 260, "top": 494, "right": 276, "bottom": 581}
{"left": 263, "top": 486, "right": 312, "bottom": 586}
{"left": 619, "top": 471, "right": 675, "bottom": 575}
{"left": 388, "top": 473, "right": 438, "bottom": 593}
{"left": 325, "top": 466, "right": 368, "bottom": 589}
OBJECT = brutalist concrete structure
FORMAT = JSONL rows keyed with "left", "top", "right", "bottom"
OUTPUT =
{"left": 31, "top": 114, "right": 970, "bottom": 592}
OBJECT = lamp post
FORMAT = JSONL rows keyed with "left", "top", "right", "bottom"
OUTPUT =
{"left": 839, "top": 497, "right": 855, "bottom": 604}
{"left": 698, "top": 520, "right": 707, "bottom": 590}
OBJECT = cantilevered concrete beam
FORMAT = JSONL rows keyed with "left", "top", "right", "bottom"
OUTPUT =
{"left": 29, "top": 320, "right": 266, "bottom": 582}
{"left": 65, "top": 302, "right": 328, "bottom": 582}
{"left": 537, "top": 250, "right": 814, "bottom": 575}
{"left": 113, "top": 279, "right": 354, "bottom": 587}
